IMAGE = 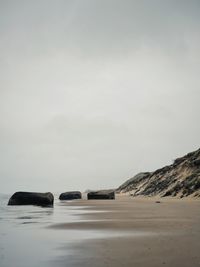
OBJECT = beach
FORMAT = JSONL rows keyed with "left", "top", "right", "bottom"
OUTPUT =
{"left": 1, "top": 194, "right": 200, "bottom": 267}
{"left": 50, "top": 195, "right": 200, "bottom": 267}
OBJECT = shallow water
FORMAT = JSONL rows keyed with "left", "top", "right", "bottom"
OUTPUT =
{"left": 0, "top": 194, "right": 116, "bottom": 267}
{"left": 0, "top": 193, "right": 153, "bottom": 267}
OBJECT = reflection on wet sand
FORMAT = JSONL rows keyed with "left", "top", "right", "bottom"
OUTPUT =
{"left": 1, "top": 195, "right": 200, "bottom": 267}
{"left": 49, "top": 197, "right": 200, "bottom": 267}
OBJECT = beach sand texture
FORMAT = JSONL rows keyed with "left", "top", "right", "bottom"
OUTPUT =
{"left": 50, "top": 195, "right": 200, "bottom": 267}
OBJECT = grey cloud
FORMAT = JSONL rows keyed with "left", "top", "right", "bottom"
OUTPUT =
{"left": 0, "top": 0, "right": 200, "bottom": 193}
{"left": 1, "top": 0, "right": 200, "bottom": 59}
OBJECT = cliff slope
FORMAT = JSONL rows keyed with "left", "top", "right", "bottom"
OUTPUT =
{"left": 117, "top": 148, "right": 200, "bottom": 198}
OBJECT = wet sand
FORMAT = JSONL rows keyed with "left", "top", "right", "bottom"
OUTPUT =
{"left": 50, "top": 195, "right": 200, "bottom": 267}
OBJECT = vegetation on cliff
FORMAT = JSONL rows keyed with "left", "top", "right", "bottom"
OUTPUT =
{"left": 117, "top": 148, "right": 200, "bottom": 198}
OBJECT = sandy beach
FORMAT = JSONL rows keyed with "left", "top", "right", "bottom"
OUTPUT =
{"left": 50, "top": 195, "right": 200, "bottom": 267}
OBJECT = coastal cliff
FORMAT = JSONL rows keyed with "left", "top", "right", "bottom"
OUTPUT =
{"left": 117, "top": 148, "right": 200, "bottom": 198}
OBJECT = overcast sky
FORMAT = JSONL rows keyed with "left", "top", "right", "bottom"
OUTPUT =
{"left": 0, "top": 0, "right": 200, "bottom": 193}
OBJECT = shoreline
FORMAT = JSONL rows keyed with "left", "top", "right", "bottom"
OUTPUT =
{"left": 49, "top": 195, "right": 200, "bottom": 267}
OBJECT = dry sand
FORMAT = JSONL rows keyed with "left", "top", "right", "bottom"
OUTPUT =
{"left": 50, "top": 195, "right": 200, "bottom": 267}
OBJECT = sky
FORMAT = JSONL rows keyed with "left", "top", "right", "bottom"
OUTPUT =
{"left": 0, "top": 0, "right": 200, "bottom": 193}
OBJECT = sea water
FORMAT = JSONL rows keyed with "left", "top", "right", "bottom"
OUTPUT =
{"left": 0, "top": 193, "right": 95, "bottom": 267}
{"left": 0, "top": 193, "right": 127, "bottom": 267}
{"left": 0, "top": 193, "right": 154, "bottom": 267}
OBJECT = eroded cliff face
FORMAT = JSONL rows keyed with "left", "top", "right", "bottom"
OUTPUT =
{"left": 117, "top": 148, "right": 200, "bottom": 198}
